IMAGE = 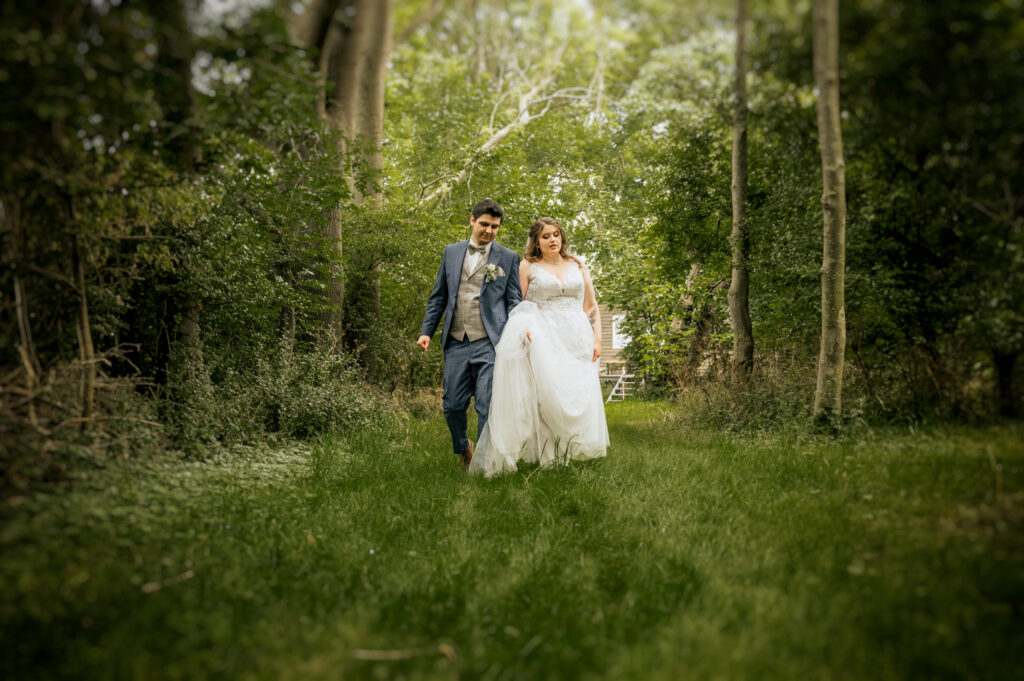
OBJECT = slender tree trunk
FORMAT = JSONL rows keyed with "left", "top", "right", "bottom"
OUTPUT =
{"left": 150, "top": 0, "right": 199, "bottom": 167}
{"left": 159, "top": 0, "right": 205, "bottom": 379}
{"left": 685, "top": 301, "right": 715, "bottom": 380}
{"left": 13, "top": 278, "right": 39, "bottom": 427}
{"left": 280, "top": 304, "right": 296, "bottom": 361}
{"left": 176, "top": 301, "right": 202, "bottom": 362}
{"left": 307, "top": 3, "right": 355, "bottom": 346}
{"left": 812, "top": 0, "right": 847, "bottom": 423}
{"left": 289, "top": 0, "right": 345, "bottom": 71}
{"left": 993, "top": 351, "right": 1020, "bottom": 418}
{"left": 728, "top": 0, "right": 754, "bottom": 385}
{"left": 151, "top": 0, "right": 214, "bottom": 445}
{"left": 469, "top": 0, "right": 486, "bottom": 82}
{"left": 6, "top": 196, "right": 41, "bottom": 426}
{"left": 72, "top": 234, "right": 95, "bottom": 424}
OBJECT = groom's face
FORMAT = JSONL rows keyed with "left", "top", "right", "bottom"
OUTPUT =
{"left": 470, "top": 213, "right": 502, "bottom": 245}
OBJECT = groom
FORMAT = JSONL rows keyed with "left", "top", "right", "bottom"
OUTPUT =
{"left": 417, "top": 199, "right": 523, "bottom": 468}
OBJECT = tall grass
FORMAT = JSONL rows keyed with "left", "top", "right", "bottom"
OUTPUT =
{"left": 2, "top": 403, "right": 1021, "bottom": 680}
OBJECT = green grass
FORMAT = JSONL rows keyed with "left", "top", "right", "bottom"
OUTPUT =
{"left": 2, "top": 403, "right": 1022, "bottom": 680}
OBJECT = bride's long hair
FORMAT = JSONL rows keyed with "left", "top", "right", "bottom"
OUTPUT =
{"left": 524, "top": 217, "right": 582, "bottom": 266}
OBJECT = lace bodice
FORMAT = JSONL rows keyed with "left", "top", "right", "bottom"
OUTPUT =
{"left": 522, "top": 261, "right": 593, "bottom": 361}
{"left": 526, "top": 262, "right": 585, "bottom": 311}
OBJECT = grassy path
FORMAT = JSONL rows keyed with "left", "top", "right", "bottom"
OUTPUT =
{"left": 2, "top": 403, "right": 1022, "bottom": 680}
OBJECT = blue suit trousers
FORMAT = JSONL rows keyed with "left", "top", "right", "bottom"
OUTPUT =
{"left": 443, "top": 336, "right": 495, "bottom": 453}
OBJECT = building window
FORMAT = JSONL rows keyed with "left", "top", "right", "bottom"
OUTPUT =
{"left": 612, "top": 314, "right": 630, "bottom": 350}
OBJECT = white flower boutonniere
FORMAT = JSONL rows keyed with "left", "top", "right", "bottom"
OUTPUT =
{"left": 483, "top": 264, "right": 505, "bottom": 283}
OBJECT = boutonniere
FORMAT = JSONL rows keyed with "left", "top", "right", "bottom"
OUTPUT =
{"left": 483, "top": 264, "right": 505, "bottom": 282}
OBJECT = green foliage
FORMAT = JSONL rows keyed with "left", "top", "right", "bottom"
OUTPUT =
{"left": 0, "top": 368, "right": 164, "bottom": 496}
{"left": 748, "top": 0, "right": 1024, "bottom": 416}
{"left": 589, "top": 1, "right": 1022, "bottom": 418}
{"left": 0, "top": 3, "right": 373, "bottom": 471}
{"left": 215, "top": 341, "right": 391, "bottom": 442}
{"left": 3, "top": 0, "right": 1021, "bottom": 488}
{"left": 669, "top": 355, "right": 821, "bottom": 434}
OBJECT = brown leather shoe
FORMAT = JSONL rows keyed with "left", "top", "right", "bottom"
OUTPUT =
{"left": 459, "top": 440, "right": 474, "bottom": 469}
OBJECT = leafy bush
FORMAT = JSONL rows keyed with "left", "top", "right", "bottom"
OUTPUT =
{"left": 390, "top": 387, "right": 443, "bottom": 421}
{"left": 1, "top": 362, "right": 164, "bottom": 494}
{"left": 214, "top": 343, "right": 391, "bottom": 442}
{"left": 667, "top": 354, "right": 817, "bottom": 434}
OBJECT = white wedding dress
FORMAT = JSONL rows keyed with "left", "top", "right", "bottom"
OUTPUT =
{"left": 470, "top": 263, "right": 609, "bottom": 477}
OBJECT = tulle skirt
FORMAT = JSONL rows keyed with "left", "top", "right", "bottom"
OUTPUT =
{"left": 470, "top": 301, "right": 609, "bottom": 478}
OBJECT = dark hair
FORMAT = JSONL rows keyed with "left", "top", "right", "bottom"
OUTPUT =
{"left": 471, "top": 198, "right": 504, "bottom": 221}
{"left": 524, "top": 217, "right": 582, "bottom": 266}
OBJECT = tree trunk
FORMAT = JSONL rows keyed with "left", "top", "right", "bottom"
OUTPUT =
{"left": 6, "top": 196, "right": 41, "bottom": 426}
{"left": 327, "top": 0, "right": 391, "bottom": 376}
{"left": 469, "top": 0, "right": 486, "bottom": 82}
{"left": 291, "top": 0, "right": 393, "bottom": 357}
{"left": 683, "top": 270, "right": 728, "bottom": 381}
{"left": 363, "top": 273, "right": 381, "bottom": 380}
{"left": 175, "top": 300, "right": 203, "bottom": 367}
{"left": 281, "top": 305, "right": 296, "bottom": 361}
{"left": 151, "top": 0, "right": 213, "bottom": 441}
{"left": 993, "top": 351, "right": 1020, "bottom": 418}
{"left": 728, "top": 0, "right": 754, "bottom": 385}
{"left": 13, "top": 277, "right": 39, "bottom": 427}
{"left": 167, "top": 296, "right": 214, "bottom": 445}
{"left": 150, "top": 0, "right": 200, "bottom": 167}
{"left": 317, "top": 0, "right": 392, "bottom": 201}
{"left": 684, "top": 301, "right": 715, "bottom": 381}
{"left": 319, "top": 205, "right": 346, "bottom": 348}
{"left": 289, "top": 0, "right": 345, "bottom": 71}
{"left": 72, "top": 234, "right": 95, "bottom": 424}
{"left": 812, "top": 0, "right": 847, "bottom": 423}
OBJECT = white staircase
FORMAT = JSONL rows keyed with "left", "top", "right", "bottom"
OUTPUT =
{"left": 606, "top": 372, "right": 636, "bottom": 403}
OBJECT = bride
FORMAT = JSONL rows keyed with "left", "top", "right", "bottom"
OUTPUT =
{"left": 469, "top": 217, "right": 609, "bottom": 477}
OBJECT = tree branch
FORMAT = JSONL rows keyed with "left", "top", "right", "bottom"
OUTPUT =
{"left": 395, "top": 0, "right": 444, "bottom": 45}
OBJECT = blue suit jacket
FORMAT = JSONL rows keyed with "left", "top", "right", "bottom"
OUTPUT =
{"left": 420, "top": 240, "right": 523, "bottom": 350}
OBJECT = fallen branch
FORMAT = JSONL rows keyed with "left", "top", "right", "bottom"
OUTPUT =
{"left": 352, "top": 643, "right": 456, "bottom": 661}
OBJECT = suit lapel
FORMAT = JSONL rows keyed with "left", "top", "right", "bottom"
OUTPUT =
{"left": 479, "top": 245, "right": 501, "bottom": 294}
{"left": 449, "top": 240, "right": 469, "bottom": 297}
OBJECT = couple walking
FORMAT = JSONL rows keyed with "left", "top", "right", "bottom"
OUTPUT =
{"left": 417, "top": 199, "right": 609, "bottom": 477}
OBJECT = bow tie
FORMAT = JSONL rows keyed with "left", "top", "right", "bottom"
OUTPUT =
{"left": 468, "top": 243, "right": 487, "bottom": 255}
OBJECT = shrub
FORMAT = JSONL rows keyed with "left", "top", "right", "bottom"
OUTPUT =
{"left": 391, "top": 387, "right": 443, "bottom": 421}
{"left": 214, "top": 342, "right": 392, "bottom": 442}
{"left": 668, "top": 353, "right": 816, "bottom": 434}
{"left": 1, "top": 360, "right": 164, "bottom": 494}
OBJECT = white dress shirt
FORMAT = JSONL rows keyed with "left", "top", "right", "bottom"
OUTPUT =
{"left": 466, "top": 239, "right": 491, "bottom": 272}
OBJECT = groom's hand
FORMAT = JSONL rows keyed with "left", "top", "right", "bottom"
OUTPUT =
{"left": 416, "top": 335, "right": 431, "bottom": 352}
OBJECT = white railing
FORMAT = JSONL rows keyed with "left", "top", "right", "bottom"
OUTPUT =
{"left": 606, "top": 372, "right": 635, "bottom": 403}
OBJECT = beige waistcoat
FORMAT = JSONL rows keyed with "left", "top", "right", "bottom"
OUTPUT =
{"left": 449, "top": 252, "right": 488, "bottom": 342}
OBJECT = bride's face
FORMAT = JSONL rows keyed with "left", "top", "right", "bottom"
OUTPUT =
{"left": 538, "top": 227, "right": 562, "bottom": 256}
